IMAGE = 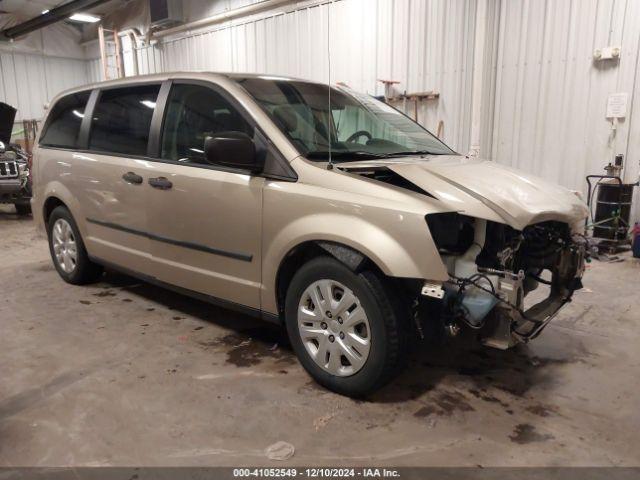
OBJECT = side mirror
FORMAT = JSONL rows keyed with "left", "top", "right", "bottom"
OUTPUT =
{"left": 204, "top": 131, "right": 262, "bottom": 173}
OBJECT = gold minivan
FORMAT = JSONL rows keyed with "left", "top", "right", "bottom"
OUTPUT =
{"left": 32, "top": 73, "right": 588, "bottom": 396}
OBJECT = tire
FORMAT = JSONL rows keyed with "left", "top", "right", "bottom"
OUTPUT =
{"left": 14, "top": 202, "right": 31, "bottom": 216}
{"left": 47, "top": 206, "right": 103, "bottom": 285}
{"left": 284, "top": 256, "right": 409, "bottom": 397}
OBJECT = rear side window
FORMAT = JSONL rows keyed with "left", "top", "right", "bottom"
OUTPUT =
{"left": 40, "top": 91, "right": 90, "bottom": 148}
{"left": 89, "top": 84, "right": 160, "bottom": 156}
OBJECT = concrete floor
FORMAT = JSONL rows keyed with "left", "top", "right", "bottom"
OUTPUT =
{"left": 1, "top": 204, "right": 639, "bottom": 467}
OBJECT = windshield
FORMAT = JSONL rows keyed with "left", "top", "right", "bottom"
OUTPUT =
{"left": 237, "top": 77, "right": 455, "bottom": 161}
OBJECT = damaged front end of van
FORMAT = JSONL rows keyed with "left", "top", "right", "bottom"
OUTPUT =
{"left": 425, "top": 214, "right": 586, "bottom": 348}
{"left": 338, "top": 155, "right": 589, "bottom": 349}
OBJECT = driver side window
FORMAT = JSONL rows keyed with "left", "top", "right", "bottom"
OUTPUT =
{"left": 161, "top": 84, "right": 254, "bottom": 164}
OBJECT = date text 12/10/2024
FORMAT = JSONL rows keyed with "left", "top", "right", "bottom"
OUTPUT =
{"left": 233, "top": 468, "right": 401, "bottom": 478}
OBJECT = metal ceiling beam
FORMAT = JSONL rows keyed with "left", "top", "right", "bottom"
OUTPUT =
{"left": 0, "top": 0, "right": 109, "bottom": 41}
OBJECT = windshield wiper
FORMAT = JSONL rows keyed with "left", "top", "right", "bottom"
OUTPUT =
{"left": 306, "top": 150, "right": 390, "bottom": 161}
{"left": 378, "top": 150, "right": 443, "bottom": 157}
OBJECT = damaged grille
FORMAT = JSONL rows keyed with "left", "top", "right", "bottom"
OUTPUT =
{"left": 0, "top": 161, "right": 18, "bottom": 178}
{"left": 475, "top": 220, "right": 571, "bottom": 272}
{"left": 428, "top": 216, "right": 585, "bottom": 348}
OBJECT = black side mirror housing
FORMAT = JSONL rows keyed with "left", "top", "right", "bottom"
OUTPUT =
{"left": 204, "top": 131, "right": 262, "bottom": 173}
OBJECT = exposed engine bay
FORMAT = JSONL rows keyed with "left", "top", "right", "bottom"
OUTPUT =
{"left": 336, "top": 160, "right": 589, "bottom": 349}
{"left": 0, "top": 143, "right": 31, "bottom": 199}
{"left": 0, "top": 102, "right": 32, "bottom": 213}
{"left": 425, "top": 213, "right": 587, "bottom": 348}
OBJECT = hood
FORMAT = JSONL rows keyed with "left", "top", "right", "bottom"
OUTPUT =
{"left": 338, "top": 155, "right": 588, "bottom": 231}
{"left": 0, "top": 102, "right": 17, "bottom": 145}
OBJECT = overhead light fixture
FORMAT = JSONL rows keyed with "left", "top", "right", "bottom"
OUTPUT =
{"left": 68, "top": 13, "right": 100, "bottom": 23}
{"left": 42, "top": 9, "right": 50, "bottom": 14}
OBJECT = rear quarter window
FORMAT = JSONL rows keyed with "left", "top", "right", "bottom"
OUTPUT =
{"left": 89, "top": 84, "right": 160, "bottom": 156}
{"left": 39, "top": 91, "right": 91, "bottom": 148}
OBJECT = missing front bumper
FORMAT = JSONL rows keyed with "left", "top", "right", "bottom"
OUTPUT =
{"left": 480, "top": 243, "right": 586, "bottom": 349}
{"left": 481, "top": 295, "right": 569, "bottom": 349}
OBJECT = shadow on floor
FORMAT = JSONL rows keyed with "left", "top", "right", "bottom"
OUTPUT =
{"left": 99, "top": 269, "right": 293, "bottom": 366}
{"left": 370, "top": 339, "right": 564, "bottom": 404}
{"left": 0, "top": 208, "right": 32, "bottom": 221}
{"left": 99, "top": 269, "right": 275, "bottom": 333}
{"left": 97, "top": 269, "right": 584, "bottom": 404}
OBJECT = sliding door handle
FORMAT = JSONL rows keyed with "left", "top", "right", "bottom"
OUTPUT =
{"left": 148, "top": 176, "right": 173, "bottom": 190}
{"left": 122, "top": 172, "right": 143, "bottom": 184}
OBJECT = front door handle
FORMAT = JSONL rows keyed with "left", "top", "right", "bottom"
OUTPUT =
{"left": 148, "top": 176, "right": 173, "bottom": 190}
{"left": 122, "top": 171, "right": 143, "bottom": 184}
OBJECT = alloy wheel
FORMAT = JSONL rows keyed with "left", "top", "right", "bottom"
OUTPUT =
{"left": 52, "top": 218, "right": 78, "bottom": 274}
{"left": 297, "top": 279, "right": 371, "bottom": 376}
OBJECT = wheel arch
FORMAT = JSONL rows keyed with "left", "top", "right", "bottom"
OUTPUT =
{"left": 262, "top": 210, "right": 449, "bottom": 315}
{"left": 273, "top": 240, "right": 388, "bottom": 318}
{"left": 43, "top": 196, "right": 67, "bottom": 225}
{"left": 39, "top": 182, "right": 85, "bottom": 234}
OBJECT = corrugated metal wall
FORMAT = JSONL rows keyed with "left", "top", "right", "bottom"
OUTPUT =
{"left": 11, "top": 0, "right": 640, "bottom": 221}
{"left": 0, "top": 50, "right": 88, "bottom": 122}
{"left": 487, "top": 0, "right": 640, "bottom": 221}
{"left": 89, "top": 0, "right": 478, "bottom": 153}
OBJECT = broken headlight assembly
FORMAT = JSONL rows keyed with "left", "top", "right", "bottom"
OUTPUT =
{"left": 423, "top": 213, "right": 586, "bottom": 349}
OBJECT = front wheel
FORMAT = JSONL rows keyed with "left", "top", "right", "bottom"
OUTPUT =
{"left": 284, "top": 256, "right": 408, "bottom": 397}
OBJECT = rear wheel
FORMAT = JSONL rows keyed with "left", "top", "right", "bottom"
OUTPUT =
{"left": 47, "top": 206, "right": 103, "bottom": 284}
{"left": 285, "top": 256, "right": 408, "bottom": 397}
